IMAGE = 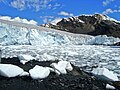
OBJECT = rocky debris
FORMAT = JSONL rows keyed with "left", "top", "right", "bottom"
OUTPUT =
{"left": 0, "top": 64, "right": 24, "bottom": 77}
{"left": 41, "top": 14, "right": 120, "bottom": 38}
{"left": 112, "top": 81, "right": 120, "bottom": 89}
{"left": 0, "top": 57, "right": 120, "bottom": 90}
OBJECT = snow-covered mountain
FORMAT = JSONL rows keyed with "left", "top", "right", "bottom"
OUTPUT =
{"left": 0, "top": 19, "right": 120, "bottom": 46}
{"left": 41, "top": 14, "right": 120, "bottom": 38}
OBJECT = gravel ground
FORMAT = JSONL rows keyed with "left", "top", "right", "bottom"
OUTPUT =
{"left": 0, "top": 57, "right": 108, "bottom": 90}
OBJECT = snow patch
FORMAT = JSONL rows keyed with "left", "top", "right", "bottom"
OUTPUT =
{"left": 50, "top": 18, "right": 62, "bottom": 25}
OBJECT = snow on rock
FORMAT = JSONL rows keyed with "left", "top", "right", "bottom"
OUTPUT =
{"left": 19, "top": 71, "right": 29, "bottom": 76}
{"left": 50, "top": 18, "right": 62, "bottom": 25}
{"left": 92, "top": 68, "right": 119, "bottom": 81}
{"left": 18, "top": 54, "right": 35, "bottom": 64}
{"left": 50, "top": 61, "right": 73, "bottom": 74}
{"left": 0, "top": 64, "right": 24, "bottom": 77}
{"left": 29, "top": 65, "right": 50, "bottom": 79}
{"left": 106, "top": 84, "right": 115, "bottom": 89}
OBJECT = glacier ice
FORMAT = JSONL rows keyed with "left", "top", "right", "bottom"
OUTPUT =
{"left": 0, "top": 19, "right": 120, "bottom": 79}
{"left": 0, "top": 19, "right": 120, "bottom": 46}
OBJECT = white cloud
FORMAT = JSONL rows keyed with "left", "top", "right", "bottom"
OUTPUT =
{"left": 10, "top": 0, "right": 61, "bottom": 11}
{"left": 58, "top": 11, "right": 74, "bottom": 17}
{"left": 102, "top": 8, "right": 120, "bottom": 14}
{"left": 0, "top": 16, "right": 37, "bottom": 25}
{"left": 103, "top": 0, "right": 115, "bottom": 6}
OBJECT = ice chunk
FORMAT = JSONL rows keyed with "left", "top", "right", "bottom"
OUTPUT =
{"left": 20, "top": 60, "right": 28, "bottom": 65}
{"left": 18, "top": 54, "right": 35, "bottom": 64}
{"left": 117, "top": 62, "right": 120, "bottom": 66}
{"left": 51, "top": 63, "right": 67, "bottom": 74}
{"left": 20, "top": 71, "right": 29, "bottom": 76}
{"left": 0, "top": 64, "right": 24, "bottom": 77}
{"left": 45, "top": 67, "right": 54, "bottom": 72}
{"left": 58, "top": 61, "right": 73, "bottom": 71}
{"left": 50, "top": 61, "right": 73, "bottom": 74}
{"left": 29, "top": 65, "right": 50, "bottom": 79}
{"left": 18, "top": 54, "right": 35, "bottom": 60}
{"left": 92, "top": 68, "right": 119, "bottom": 81}
{"left": 106, "top": 84, "right": 115, "bottom": 89}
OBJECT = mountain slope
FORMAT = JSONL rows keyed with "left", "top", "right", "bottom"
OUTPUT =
{"left": 41, "top": 14, "right": 120, "bottom": 38}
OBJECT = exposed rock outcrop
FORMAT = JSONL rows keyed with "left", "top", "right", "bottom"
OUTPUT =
{"left": 41, "top": 14, "right": 120, "bottom": 38}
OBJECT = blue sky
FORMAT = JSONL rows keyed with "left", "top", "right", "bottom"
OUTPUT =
{"left": 0, "top": 0, "right": 120, "bottom": 24}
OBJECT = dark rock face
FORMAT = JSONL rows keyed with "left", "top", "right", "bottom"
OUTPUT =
{"left": 41, "top": 14, "right": 120, "bottom": 38}
{"left": 0, "top": 57, "right": 107, "bottom": 90}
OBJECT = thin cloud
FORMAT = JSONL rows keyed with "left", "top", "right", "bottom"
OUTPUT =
{"left": 9, "top": 0, "right": 62, "bottom": 11}
{"left": 102, "top": 8, "right": 120, "bottom": 14}
{"left": 0, "top": 0, "right": 4, "bottom": 2}
{"left": 0, "top": 0, "right": 6, "bottom": 3}
{"left": 11, "top": 0, "right": 25, "bottom": 11}
{"left": 40, "top": 16, "right": 54, "bottom": 23}
{"left": 103, "top": 0, "right": 115, "bottom": 6}
{"left": 58, "top": 11, "right": 74, "bottom": 17}
{"left": 40, "top": 16, "right": 62, "bottom": 24}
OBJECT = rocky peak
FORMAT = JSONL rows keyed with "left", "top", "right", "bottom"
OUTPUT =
{"left": 41, "top": 14, "right": 120, "bottom": 38}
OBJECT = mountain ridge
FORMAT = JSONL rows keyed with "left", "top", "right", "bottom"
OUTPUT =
{"left": 41, "top": 14, "right": 120, "bottom": 38}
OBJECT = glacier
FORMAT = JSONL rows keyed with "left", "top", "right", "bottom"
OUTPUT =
{"left": 0, "top": 19, "right": 120, "bottom": 46}
{"left": 0, "top": 19, "right": 120, "bottom": 79}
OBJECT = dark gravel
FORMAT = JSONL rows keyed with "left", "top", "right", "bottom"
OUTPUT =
{"left": 0, "top": 57, "right": 109, "bottom": 90}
